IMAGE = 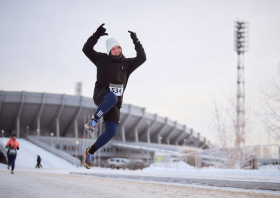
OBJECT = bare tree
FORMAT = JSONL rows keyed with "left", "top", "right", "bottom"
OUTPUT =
{"left": 258, "top": 65, "right": 280, "bottom": 140}
{"left": 211, "top": 90, "right": 254, "bottom": 149}
{"left": 211, "top": 102, "right": 228, "bottom": 148}
{"left": 210, "top": 91, "right": 255, "bottom": 168}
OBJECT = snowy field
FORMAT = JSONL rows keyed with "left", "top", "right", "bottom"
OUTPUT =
{"left": 0, "top": 137, "right": 76, "bottom": 168}
{"left": 0, "top": 136, "right": 279, "bottom": 183}
{"left": 1, "top": 137, "right": 280, "bottom": 197}
{"left": 1, "top": 163, "right": 279, "bottom": 183}
{"left": 1, "top": 170, "right": 280, "bottom": 198}
{"left": 141, "top": 162, "right": 280, "bottom": 182}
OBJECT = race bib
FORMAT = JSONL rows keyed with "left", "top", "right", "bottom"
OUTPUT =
{"left": 9, "top": 149, "right": 16, "bottom": 153}
{"left": 109, "top": 83, "right": 123, "bottom": 96}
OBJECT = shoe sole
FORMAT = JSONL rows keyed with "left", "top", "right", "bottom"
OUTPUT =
{"left": 83, "top": 148, "right": 91, "bottom": 169}
{"left": 82, "top": 148, "right": 87, "bottom": 167}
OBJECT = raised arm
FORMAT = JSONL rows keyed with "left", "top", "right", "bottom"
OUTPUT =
{"left": 82, "top": 23, "right": 108, "bottom": 64}
{"left": 127, "top": 31, "right": 147, "bottom": 75}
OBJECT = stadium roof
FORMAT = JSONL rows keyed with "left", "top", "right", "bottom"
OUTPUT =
{"left": 0, "top": 91, "right": 210, "bottom": 149}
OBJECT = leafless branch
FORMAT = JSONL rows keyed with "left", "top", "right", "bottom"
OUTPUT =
{"left": 258, "top": 64, "right": 280, "bottom": 140}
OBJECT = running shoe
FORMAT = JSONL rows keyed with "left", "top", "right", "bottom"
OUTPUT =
{"left": 7, "top": 166, "right": 10, "bottom": 170}
{"left": 85, "top": 120, "right": 97, "bottom": 134}
{"left": 11, "top": 171, "right": 14, "bottom": 174}
{"left": 83, "top": 147, "right": 93, "bottom": 169}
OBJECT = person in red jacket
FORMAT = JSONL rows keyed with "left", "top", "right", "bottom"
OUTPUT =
{"left": 6, "top": 134, "right": 19, "bottom": 174}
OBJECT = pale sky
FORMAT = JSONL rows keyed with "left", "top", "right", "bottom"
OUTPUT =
{"left": 0, "top": 0, "right": 279, "bottom": 146}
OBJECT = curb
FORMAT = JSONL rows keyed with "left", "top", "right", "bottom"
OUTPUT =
{"left": 70, "top": 172, "right": 280, "bottom": 191}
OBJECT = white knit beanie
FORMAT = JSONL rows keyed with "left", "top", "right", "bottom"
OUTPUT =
{"left": 106, "top": 38, "right": 121, "bottom": 54}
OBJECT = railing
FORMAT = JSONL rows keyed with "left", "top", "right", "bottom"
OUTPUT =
{"left": 154, "top": 144, "right": 280, "bottom": 170}
{"left": 34, "top": 136, "right": 96, "bottom": 147}
{"left": 26, "top": 135, "right": 81, "bottom": 166}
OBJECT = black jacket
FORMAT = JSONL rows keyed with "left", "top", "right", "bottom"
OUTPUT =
{"left": 82, "top": 34, "right": 146, "bottom": 108}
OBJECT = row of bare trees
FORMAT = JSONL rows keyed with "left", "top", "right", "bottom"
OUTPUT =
{"left": 257, "top": 65, "right": 280, "bottom": 141}
{"left": 211, "top": 64, "right": 280, "bottom": 149}
{"left": 210, "top": 91, "right": 254, "bottom": 149}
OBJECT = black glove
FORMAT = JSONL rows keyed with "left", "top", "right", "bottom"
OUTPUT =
{"left": 94, "top": 23, "right": 108, "bottom": 39}
{"left": 128, "top": 30, "right": 139, "bottom": 43}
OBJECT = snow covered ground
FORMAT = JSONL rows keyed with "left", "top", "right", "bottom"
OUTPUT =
{"left": 0, "top": 162, "right": 7, "bottom": 168}
{"left": 259, "top": 164, "right": 280, "bottom": 170}
{"left": 2, "top": 170, "right": 280, "bottom": 198}
{"left": 140, "top": 161, "right": 280, "bottom": 181}
{"left": 1, "top": 137, "right": 279, "bottom": 183}
{"left": 1, "top": 162, "right": 278, "bottom": 183}
{"left": 0, "top": 137, "right": 76, "bottom": 168}
{"left": 1, "top": 146, "right": 280, "bottom": 195}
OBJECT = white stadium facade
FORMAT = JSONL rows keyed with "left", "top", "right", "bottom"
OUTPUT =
{"left": 0, "top": 91, "right": 210, "bottom": 165}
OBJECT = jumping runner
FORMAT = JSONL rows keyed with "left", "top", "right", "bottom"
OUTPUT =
{"left": 82, "top": 23, "right": 146, "bottom": 169}
{"left": 5, "top": 134, "right": 19, "bottom": 174}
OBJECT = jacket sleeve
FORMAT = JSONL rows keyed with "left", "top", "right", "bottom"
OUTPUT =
{"left": 6, "top": 141, "right": 11, "bottom": 149}
{"left": 82, "top": 34, "right": 103, "bottom": 65}
{"left": 128, "top": 41, "right": 147, "bottom": 75}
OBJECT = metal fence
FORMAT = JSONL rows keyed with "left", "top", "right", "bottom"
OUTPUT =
{"left": 153, "top": 144, "right": 280, "bottom": 170}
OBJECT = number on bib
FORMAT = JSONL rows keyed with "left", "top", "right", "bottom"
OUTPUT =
{"left": 109, "top": 83, "right": 124, "bottom": 96}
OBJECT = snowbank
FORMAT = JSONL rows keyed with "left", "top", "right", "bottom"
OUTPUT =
{"left": 0, "top": 163, "right": 7, "bottom": 168}
{"left": 141, "top": 161, "right": 195, "bottom": 175}
{"left": 149, "top": 161, "right": 196, "bottom": 169}
{"left": 142, "top": 161, "right": 280, "bottom": 178}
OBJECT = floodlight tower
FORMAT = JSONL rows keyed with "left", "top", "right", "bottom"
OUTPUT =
{"left": 234, "top": 21, "right": 248, "bottom": 146}
{"left": 75, "top": 82, "right": 82, "bottom": 96}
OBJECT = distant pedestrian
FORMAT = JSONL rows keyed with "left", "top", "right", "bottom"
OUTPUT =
{"left": 35, "top": 155, "right": 42, "bottom": 168}
{"left": 5, "top": 134, "right": 19, "bottom": 174}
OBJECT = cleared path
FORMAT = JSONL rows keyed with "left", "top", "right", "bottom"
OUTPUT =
{"left": 0, "top": 170, "right": 279, "bottom": 198}
{"left": 70, "top": 172, "right": 280, "bottom": 191}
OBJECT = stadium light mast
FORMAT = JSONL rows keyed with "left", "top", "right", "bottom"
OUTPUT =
{"left": 75, "top": 82, "right": 82, "bottom": 96}
{"left": 234, "top": 21, "right": 248, "bottom": 146}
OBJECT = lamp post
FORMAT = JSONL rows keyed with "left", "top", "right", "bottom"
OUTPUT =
{"left": 144, "top": 113, "right": 151, "bottom": 166}
{"left": 75, "top": 140, "right": 79, "bottom": 158}
{"left": 1, "top": 130, "right": 4, "bottom": 143}
{"left": 144, "top": 113, "right": 151, "bottom": 144}
{"left": 159, "top": 136, "right": 163, "bottom": 144}
{"left": 51, "top": 133, "right": 54, "bottom": 147}
{"left": 37, "top": 129, "right": 39, "bottom": 139}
